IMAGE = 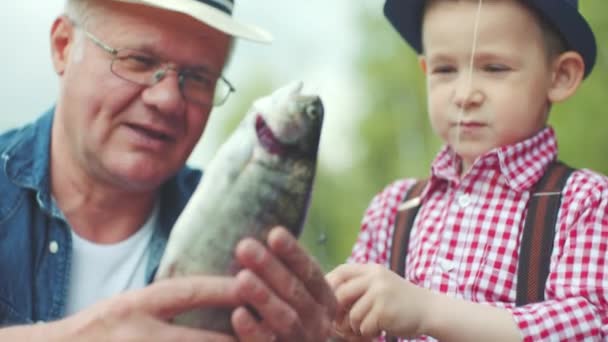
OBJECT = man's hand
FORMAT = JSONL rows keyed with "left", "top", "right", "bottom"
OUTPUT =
{"left": 231, "top": 226, "right": 338, "bottom": 342}
{"left": 0, "top": 276, "right": 240, "bottom": 342}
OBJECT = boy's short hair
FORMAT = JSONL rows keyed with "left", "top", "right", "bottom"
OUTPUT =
{"left": 422, "top": 0, "right": 566, "bottom": 59}
{"left": 521, "top": 2, "right": 568, "bottom": 60}
{"left": 385, "top": 0, "right": 597, "bottom": 77}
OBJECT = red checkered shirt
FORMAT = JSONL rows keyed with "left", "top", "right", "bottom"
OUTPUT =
{"left": 349, "top": 127, "right": 608, "bottom": 341}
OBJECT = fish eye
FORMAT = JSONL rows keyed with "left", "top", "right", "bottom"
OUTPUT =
{"left": 305, "top": 98, "right": 323, "bottom": 119}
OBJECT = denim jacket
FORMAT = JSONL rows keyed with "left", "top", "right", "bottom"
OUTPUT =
{"left": 0, "top": 108, "right": 201, "bottom": 325}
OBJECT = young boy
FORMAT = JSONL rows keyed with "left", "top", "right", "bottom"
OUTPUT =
{"left": 327, "top": 0, "right": 606, "bottom": 341}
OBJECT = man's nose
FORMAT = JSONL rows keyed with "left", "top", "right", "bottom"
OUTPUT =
{"left": 141, "top": 68, "right": 186, "bottom": 115}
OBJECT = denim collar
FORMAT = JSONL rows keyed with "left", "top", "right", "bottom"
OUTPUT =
{"left": 1, "top": 108, "right": 58, "bottom": 217}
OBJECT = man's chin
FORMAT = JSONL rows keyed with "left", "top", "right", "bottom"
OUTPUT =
{"left": 105, "top": 167, "right": 171, "bottom": 193}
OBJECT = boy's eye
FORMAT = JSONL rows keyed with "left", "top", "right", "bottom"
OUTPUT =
{"left": 484, "top": 64, "right": 510, "bottom": 72}
{"left": 432, "top": 65, "right": 456, "bottom": 74}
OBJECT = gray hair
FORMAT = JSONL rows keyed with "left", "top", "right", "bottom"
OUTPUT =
{"left": 64, "top": 0, "right": 236, "bottom": 71}
{"left": 64, "top": 0, "right": 100, "bottom": 27}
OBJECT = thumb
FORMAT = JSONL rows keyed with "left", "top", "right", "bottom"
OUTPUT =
{"left": 129, "top": 276, "right": 241, "bottom": 319}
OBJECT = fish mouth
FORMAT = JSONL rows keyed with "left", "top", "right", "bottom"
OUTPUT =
{"left": 256, "top": 114, "right": 286, "bottom": 155}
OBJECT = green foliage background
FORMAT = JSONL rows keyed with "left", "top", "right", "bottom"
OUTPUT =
{"left": 222, "top": 2, "right": 608, "bottom": 271}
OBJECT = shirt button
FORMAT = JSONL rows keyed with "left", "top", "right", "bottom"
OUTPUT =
{"left": 458, "top": 193, "right": 472, "bottom": 208}
{"left": 49, "top": 241, "right": 59, "bottom": 254}
{"left": 439, "top": 258, "right": 456, "bottom": 272}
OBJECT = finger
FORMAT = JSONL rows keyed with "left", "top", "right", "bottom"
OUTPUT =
{"left": 232, "top": 306, "right": 277, "bottom": 342}
{"left": 235, "top": 269, "right": 307, "bottom": 338}
{"left": 326, "top": 263, "right": 373, "bottom": 289}
{"left": 326, "top": 264, "right": 357, "bottom": 289}
{"left": 348, "top": 291, "right": 374, "bottom": 337}
{"left": 333, "top": 273, "right": 371, "bottom": 310}
{"left": 161, "top": 323, "right": 238, "bottom": 342}
{"left": 128, "top": 276, "right": 240, "bottom": 319}
{"left": 235, "top": 236, "right": 333, "bottom": 339}
{"left": 358, "top": 302, "right": 383, "bottom": 338}
{"left": 331, "top": 314, "right": 359, "bottom": 340}
{"left": 100, "top": 312, "right": 238, "bottom": 342}
{"left": 235, "top": 237, "right": 317, "bottom": 315}
{"left": 266, "top": 227, "right": 338, "bottom": 317}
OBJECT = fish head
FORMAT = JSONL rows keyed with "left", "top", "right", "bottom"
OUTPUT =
{"left": 251, "top": 81, "right": 324, "bottom": 158}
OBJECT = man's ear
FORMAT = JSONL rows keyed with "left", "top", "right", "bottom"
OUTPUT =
{"left": 418, "top": 56, "right": 428, "bottom": 75}
{"left": 50, "top": 16, "right": 76, "bottom": 76}
{"left": 547, "top": 51, "right": 585, "bottom": 103}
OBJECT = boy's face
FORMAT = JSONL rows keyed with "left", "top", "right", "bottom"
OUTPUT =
{"left": 422, "top": 0, "right": 554, "bottom": 171}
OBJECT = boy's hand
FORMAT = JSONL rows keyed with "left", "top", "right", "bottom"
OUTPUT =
{"left": 326, "top": 263, "right": 434, "bottom": 339}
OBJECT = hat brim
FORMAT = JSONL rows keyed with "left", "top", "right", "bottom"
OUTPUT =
{"left": 384, "top": 0, "right": 425, "bottom": 54}
{"left": 114, "top": 0, "right": 273, "bottom": 43}
{"left": 384, "top": 0, "right": 596, "bottom": 77}
{"left": 528, "top": 0, "right": 596, "bottom": 77}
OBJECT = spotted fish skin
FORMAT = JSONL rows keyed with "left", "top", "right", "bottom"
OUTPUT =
{"left": 154, "top": 81, "right": 324, "bottom": 334}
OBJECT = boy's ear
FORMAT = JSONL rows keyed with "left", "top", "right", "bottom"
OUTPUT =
{"left": 547, "top": 51, "right": 585, "bottom": 103}
{"left": 419, "top": 57, "right": 428, "bottom": 74}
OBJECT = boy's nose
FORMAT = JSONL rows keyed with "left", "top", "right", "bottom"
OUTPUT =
{"left": 454, "top": 81, "right": 484, "bottom": 110}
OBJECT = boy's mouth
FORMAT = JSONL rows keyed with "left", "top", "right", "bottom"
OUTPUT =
{"left": 452, "top": 121, "right": 487, "bottom": 128}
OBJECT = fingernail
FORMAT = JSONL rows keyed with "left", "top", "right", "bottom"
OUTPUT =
{"left": 277, "top": 234, "right": 293, "bottom": 252}
{"left": 252, "top": 247, "right": 264, "bottom": 264}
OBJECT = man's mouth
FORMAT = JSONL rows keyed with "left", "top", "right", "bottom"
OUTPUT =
{"left": 255, "top": 114, "right": 285, "bottom": 155}
{"left": 126, "top": 123, "right": 174, "bottom": 142}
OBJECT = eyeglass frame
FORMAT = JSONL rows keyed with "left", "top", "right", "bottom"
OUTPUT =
{"left": 71, "top": 20, "right": 235, "bottom": 107}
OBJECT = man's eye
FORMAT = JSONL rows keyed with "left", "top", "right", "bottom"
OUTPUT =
{"left": 122, "top": 54, "right": 158, "bottom": 70}
{"left": 186, "top": 72, "right": 214, "bottom": 87}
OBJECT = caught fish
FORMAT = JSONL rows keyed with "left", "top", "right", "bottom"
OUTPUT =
{"left": 154, "top": 81, "right": 324, "bottom": 334}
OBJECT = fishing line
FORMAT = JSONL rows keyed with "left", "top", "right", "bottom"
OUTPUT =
{"left": 318, "top": 0, "right": 485, "bottom": 269}
{"left": 447, "top": 0, "right": 483, "bottom": 278}
{"left": 453, "top": 0, "right": 483, "bottom": 170}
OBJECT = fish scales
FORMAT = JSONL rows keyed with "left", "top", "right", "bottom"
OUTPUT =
{"left": 154, "top": 81, "right": 324, "bottom": 334}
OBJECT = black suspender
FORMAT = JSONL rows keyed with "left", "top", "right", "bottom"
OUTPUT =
{"left": 387, "top": 161, "right": 574, "bottom": 341}
{"left": 389, "top": 180, "right": 428, "bottom": 278}
{"left": 515, "top": 161, "right": 574, "bottom": 305}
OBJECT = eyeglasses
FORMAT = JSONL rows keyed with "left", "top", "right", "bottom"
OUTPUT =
{"left": 78, "top": 27, "right": 235, "bottom": 107}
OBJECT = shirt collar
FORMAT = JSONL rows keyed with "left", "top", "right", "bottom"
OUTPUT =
{"left": 429, "top": 127, "right": 558, "bottom": 192}
{"left": 2, "top": 108, "right": 54, "bottom": 193}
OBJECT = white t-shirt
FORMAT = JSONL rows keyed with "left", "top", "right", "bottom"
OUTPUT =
{"left": 64, "top": 203, "right": 159, "bottom": 316}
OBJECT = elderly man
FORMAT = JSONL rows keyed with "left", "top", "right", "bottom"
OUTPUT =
{"left": 0, "top": 0, "right": 336, "bottom": 340}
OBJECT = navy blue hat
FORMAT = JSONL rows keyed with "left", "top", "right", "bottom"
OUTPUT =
{"left": 384, "top": 0, "right": 597, "bottom": 77}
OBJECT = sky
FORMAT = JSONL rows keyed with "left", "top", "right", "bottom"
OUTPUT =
{"left": 2, "top": 1, "right": 380, "bottom": 170}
